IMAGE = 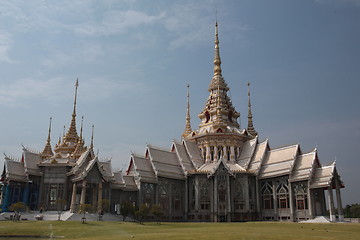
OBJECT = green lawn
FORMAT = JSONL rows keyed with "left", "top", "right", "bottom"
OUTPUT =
{"left": 0, "top": 221, "right": 359, "bottom": 240}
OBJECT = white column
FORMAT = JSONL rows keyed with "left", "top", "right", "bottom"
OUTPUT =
{"left": 206, "top": 146, "right": 211, "bottom": 163}
{"left": 226, "top": 175, "right": 231, "bottom": 222}
{"left": 288, "top": 182, "right": 295, "bottom": 222}
{"left": 195, "top": 177, "right": 199, "bottom": 211}
{"left": 307, "top": 182, "right": 314, "bottom": 219}
{"left": 230, "top": 146, "right": 235, "bottom": 162}
{"left": 97, "top": 182, "right": 103, "bottom": 213}
{"left": 214, "top": 146, "right": 219, "bottom": 162}
{"left": 223, "top": 146, "right": 228, "bottom": 161}
{"left": 244, "top": 176, "right": 250, "bottom": 212}
{"left": 70, "top": 183, "right": 77, "bottom": 213}
{"left": 255, "top": 178, "right": 261, "bottom": 213}
{"left": 335, "top": 177, "right": 344, "bottom": 222}
{"left": 328, "top": 186, "right": 336, "bottom": 222}
{"left": 80, "top": 180, "right": 87, "bottom": 205}
{"left": 272, "top": 182, "right": 278, "bottom": 220}
{"left": 214, "top": 175, "right": 218, "bottom": 222}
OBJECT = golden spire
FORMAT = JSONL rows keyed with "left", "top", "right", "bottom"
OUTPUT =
{"left": 73, "top": 116, "right": 86, "bottom": 158}
{"left": 198, "top": 21, "right": 240, "bottom": 133}
{"left": 182, "top": 84, "right": 192, "bottom": 138}
{"left": 247, "top": 82, "right": 258, "bottom": 136}
{"left": 64, "top": 79, "right": 79, "bottom": 144}
{"left": 213, "top": 21, "right": 222, "bottom": 77}
{"left": 90, "top": 125, "right": 94, "bottom": 149}
{"left": 41, "top": 117, "right": 54, "bottom": 158}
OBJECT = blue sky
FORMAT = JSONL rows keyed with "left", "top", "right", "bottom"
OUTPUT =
{"left": 0, "top": 0, "right": 359, "bottom": 205}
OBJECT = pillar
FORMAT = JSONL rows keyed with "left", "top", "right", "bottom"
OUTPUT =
{"left": 245, "top": 176, "right": 250, "bottom": 212}
{"left": 70, "top": 183, "right": 77, "bottom": 213}
{"left": 307, "top": 183, "right": 314, "bottom": 219}
{"left": 226, "top": 175, "right": 231, "bottom": 222}
{"left": 223, "top": 146, "right": 228, "bottom": 161}
{"left": 328, "top": 186, "right": 336, "bottom": 222}
{"left": 80, "top": 180, "right": 87, "bottom": 205}
{"left": 184, "top": 179, "right": 188, "bottom": 221}
{"left": 206, "top": 145, "right": 211, "bottom": 163}
{"left": 288, "top": 182, "right": 295, "bottom": 222}
{"left": 194, "top": 177, "right": 199, "bottom": 211}
{"left": 2, "top": 184, "right": 11, "bottom": 212}
{"left": 335, "top": 177, "right": 344, "bottom": 222}
{"left": 230, "top": 146, "right": 235, "bottom": 162}
{"left": 272, "top": 182, "right": 278, "bottom": 220}
{"left": 23, "top": 183, "right": 30, "bottom": 207}
{"left": 255, "top": 179, "right": 260, "bottom": 211}
{"left": 97, "top": 182, "right": 103, "bottom": 213}
{"left": 213, "top": 175, "right": 218, "bottom": 222}
{"left": 214, "top": 146, "right": 218, "bottom": 162}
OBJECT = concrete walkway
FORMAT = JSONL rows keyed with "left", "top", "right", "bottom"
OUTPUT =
{"left": 0, "top": 211, "right": 130, "bottom": 222}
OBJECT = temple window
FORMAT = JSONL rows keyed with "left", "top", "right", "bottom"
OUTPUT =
{"left": 261, "top": 182, "right": 273, "bottom": 210}
{"left": 277, "top": 184, "right": 289, "bottom": 209}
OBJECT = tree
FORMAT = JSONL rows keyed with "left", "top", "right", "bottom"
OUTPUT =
{"left": 344, "top": 204, "right": 360, "bottom": 218}
{"left": 99, "top": 199, "right": 110, "bottom": 213}
{"left": 120, "top": 201, "right": 135, "bottom": 221}
{"left": 151, "top": 204, "right": 163, "bottom": 224}
{"left": 135, "top": 204, "right": 150, "bottom": 224}
{"left": 79, "top": 204, "right": 95, "bottom": 223}
{"left": 9, "top": 202, "right": 27, "bottom": 221}
{"left": 55, "top": 199, "right": 67, "bottom": 221}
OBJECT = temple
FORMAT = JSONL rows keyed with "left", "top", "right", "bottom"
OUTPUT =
{"left": 0, "top": 23, "right": 344, "bottom": 222}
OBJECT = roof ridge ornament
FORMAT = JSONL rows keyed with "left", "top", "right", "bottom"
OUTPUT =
{"left": 247, "top": 82, "right": 258, "bottom": 136}
{"left": 182, "top": 84, "right": 192, "bottom": 138}
{"left": 41, "top": 117, "right": 54, "bottom": 159}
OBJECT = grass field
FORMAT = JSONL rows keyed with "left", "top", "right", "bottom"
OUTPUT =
{"left": 0, "top": 221, "right": 359, "bottom": 240}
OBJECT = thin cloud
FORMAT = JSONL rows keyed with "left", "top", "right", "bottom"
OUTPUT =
{"left": 0, "top": 31, "right": 17, "bottom": 63}
{"left": 73, "top": 10, "right": 165, "bottom": 36}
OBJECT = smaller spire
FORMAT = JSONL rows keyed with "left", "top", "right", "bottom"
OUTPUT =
{"left": 182, "top": 84, "right": 192, "bottom": 138}
{"left": 41, "top": 117, "right": 54, "bottom": 158}
{"left": 90, "top": 125, "right": 94, "bottom": 149}
{"left": 247, "top": 82, "right": 258, "bottom": 136}
{"left": 79, "top": 116, "right": 84, "bottom": 142}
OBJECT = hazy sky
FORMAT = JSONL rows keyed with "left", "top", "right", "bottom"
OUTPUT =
{"left": 0, "top": 0, "right": 359, "bottom": 205}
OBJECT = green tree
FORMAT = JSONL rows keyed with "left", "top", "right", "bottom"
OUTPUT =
{"left": 79, "top": 204, "right": 95, "bottom": 223}
{"left": 55, "top": 199, "right": 67, "bottom": 221}
{"left": 135, "top": 204, "right": 150, "bottom": 224}
{"left": 99, "top": 199, "right": 110, "bottom": 213}
{"left": 120, "top": 201, "right": 135, "bottom": 221}
{"left": 9, "top": 202, "right": 27, "bottom": 221}
{"left": 151, "top": 204, "right": 163, "bottom": 224}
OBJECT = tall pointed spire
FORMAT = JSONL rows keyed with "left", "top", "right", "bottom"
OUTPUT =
{"left": 64, "top": 79, "right": 79, "bottom": 144}
{"left": 213, "top": 21, "right": 222, "bottom": 77}
{"left": 182, "top": 84, "right": 192, "bottom": 138}
{"left": 247, "top": 82, "right": 258, "bottom": 136}
{"left": 41, "top": 117, "right": 54, "bottom": 158}
{"left": 198, "top": 21, "right": 240, "bottom": 133}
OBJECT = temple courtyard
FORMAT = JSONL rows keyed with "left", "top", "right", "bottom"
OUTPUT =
{"left": 0, "top": 220, "right": 359, "bottom": 240}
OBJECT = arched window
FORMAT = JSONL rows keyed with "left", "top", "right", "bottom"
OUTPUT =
{"left": 261, "top": 182, "right": 273, "bottom": 209}
{"left": 277, "top": 184, "right": 289, "bottom": 209}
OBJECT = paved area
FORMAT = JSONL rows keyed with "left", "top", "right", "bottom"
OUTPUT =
{"left": 0, "top": 211, "right": 131, "bottom": 222}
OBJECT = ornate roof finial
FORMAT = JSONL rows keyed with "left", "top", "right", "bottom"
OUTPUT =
{"left": 90, "top": 125, "right": 94, "bottom": 149}
{"left": 79, "top": 116, "right": 84, "bottom": 142}
{"left": 182, "top": 84, "right": 192, "bottom": 138}
{"left": 41, "top": 117, "right": 54, "bottom": 158}
{"left": 247, "top": 82, "right": 258, "bottom": 136}
{"left": 213, "top": 21, "right": 222, "bottom": 77}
